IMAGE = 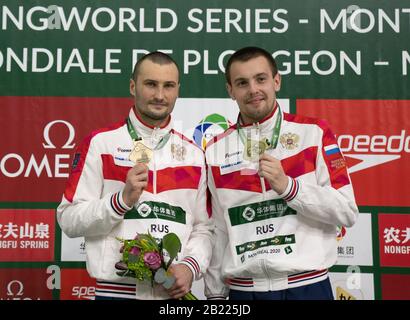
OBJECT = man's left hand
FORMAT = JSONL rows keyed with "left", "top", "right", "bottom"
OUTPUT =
{"left": 166, "top": 264, "right": 194, "bottom": 299}
{"left": 259, "top": 153, "right": 288, "bottom": 194}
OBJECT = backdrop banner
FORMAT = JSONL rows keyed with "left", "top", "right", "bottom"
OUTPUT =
{"left": 1, "top": 1, "right": 409, "bottom": 300}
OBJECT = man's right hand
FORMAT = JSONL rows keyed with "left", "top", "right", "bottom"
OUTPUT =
{"left": 122, "top": 163, "right": 149, "bottom": 207}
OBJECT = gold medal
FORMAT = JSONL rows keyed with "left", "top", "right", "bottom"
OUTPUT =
{"left": 129, "top": 139, "right": 153, "bottom": 164}
{"left": 243, "top": 139, "right": 269, "bottom": 161}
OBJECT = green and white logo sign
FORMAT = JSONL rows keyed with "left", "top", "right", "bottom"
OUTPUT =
{"left": 236, "top": 234, "right": 296, "bottom": 255}
{"left": 137, "top": 203, "right": 152, "bottom": 218}
{"left": 242, "top": 207, "right": 256, "bottom": 222}
{"left": 127, "top": 201, "right": 186, "bottom": 224}
{"left": 229, "top": 199, "right": 297, "bottom": 226}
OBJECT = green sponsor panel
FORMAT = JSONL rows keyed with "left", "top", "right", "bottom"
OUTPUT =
{"left": 228, "top": 199, "right": 296, "bottom": 226}
{"left": 236, "top": 234, "right": 295, "bottom": 255}
{"left": 0, "top": 0, "right": 408, "bottom": 98}
{"left": 125, "top": 201, "right": 186, "bottom": 224}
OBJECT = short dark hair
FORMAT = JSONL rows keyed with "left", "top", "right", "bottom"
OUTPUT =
{"left": 225, "top": 47, "right": 278, "bottom": 84}
{"left": 131, "top": 51, "right": 180, "bottom": 82}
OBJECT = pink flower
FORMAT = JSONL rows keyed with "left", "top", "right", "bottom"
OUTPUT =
{"left": 129, "top": 246, "right": 140, "bottom": 256}
{"left": 143, "top": 252, "right": 162, "bottom": 270}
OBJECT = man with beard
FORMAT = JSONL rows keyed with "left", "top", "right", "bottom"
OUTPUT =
{"left": 57, "top": 52, "right": 214, "bottom": 300}
{"left": 204, "top": 47, "right": 358, "bottom": 300}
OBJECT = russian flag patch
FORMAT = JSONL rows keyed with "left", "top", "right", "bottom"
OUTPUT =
{"left": 324, "top": 144, "right": 341, "bottom": 156}
{"left": 324, "top": 144, "right": 346, "bottom": 169}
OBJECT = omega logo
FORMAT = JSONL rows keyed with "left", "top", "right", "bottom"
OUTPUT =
{"left": 42, "top": 120, "right": 76, "bottom": 149}
{"left": 7, "top": 280, "right": 24, "bottom": 297}
{"left": 0, "top": 120, "right": 76, "bottom": 178}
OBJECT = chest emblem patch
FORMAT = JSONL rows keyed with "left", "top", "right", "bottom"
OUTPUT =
{"left": 280, "top": 132, "right": 300, "bottom": 150}
{"left": 171, "top": 143, "right": 187, "bottom": 161}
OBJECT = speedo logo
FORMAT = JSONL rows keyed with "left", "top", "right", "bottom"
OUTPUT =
{"left": 337, "top": 130, "right": 409, "bottom": 173}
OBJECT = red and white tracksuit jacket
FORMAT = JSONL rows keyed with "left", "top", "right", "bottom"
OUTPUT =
{"left": 204, "top": 106, "right": 358, "bottom": 299}
{"left": 57, "top": 107, "right": 214, "bottom": 300}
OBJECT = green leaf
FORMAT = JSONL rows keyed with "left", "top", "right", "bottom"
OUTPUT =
{"left": 138, "top": 232, "right": 160, "bottom": 251}
{"left": 181, "top": 292, "right": 198, "bottom": 300}
{"left": 128, "top": 253, "right": 138, "bottom": 263}
{"left": 162, "top": 233, "right": 181, "bottom": 259}
{"left": 162, "top": 233, "right": 181, "bottom": 261}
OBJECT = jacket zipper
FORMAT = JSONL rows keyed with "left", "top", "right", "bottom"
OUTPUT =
{"left": 153, "top": 152, "right": 157, "bottom": 195}
{"left": 260, "top": 176, "right": 267, "bottom": 201}
{"left": 260, "top": 259, "right": 272, "bottom": 290}
{"left": 152, "top": 127, "right": 158, "bottom": 195}
{"left": 254, "top": 122, "right": 267, "bottom": 201}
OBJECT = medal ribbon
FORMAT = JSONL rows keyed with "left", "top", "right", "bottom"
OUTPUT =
{"left": 126, "top": 117, "right": 171, "bottom": 150}
{"left": 237, "top": 104, "right": 282, "bottom": 150}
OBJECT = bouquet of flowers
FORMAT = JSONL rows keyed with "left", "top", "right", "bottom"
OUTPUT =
{"left": 115, "top": 232, "right": 197, "bottom": 300}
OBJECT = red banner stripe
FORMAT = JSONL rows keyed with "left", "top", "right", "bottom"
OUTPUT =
{"left": 156, "top": 166, "right": 202, "bottom": 193}
{"left": 101, "top": 155, "right": 129, "bottom": 182}
{"left": 212, "top": 147, "right": 317, "bottom": 192}
{"left": 64, "top": 121, "right": 124, "bottom": 202}
{"left": 328, "top": 167, "right": 351, "bottom": 190}
{"left": 211, "top": 166, "right": 262, "bottom": 192}
{"left": 281, "top": 146, "right": 318, "bottom": 178}
{"left": 101, "top": 154, "right": 154, "bottom": 193}
{"left": 101, "top": 154, "right": 201, "bottom": 193}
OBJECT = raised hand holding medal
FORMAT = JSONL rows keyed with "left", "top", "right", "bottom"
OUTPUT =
{"left": 122, "top": 163, "right": 149, "bottom": 208}
{"left": 259, "top": 153, "right": 289, "bottom": 194}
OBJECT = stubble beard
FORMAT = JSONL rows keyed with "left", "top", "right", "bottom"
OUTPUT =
{"left": 144, "top": 108, "right": 169, "bottom": 121}
{"left": 140, "top": 101, "right": 173, "bottom": 123}
{"left": 242, "top": 100, "right": 275, "bottom": 124}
